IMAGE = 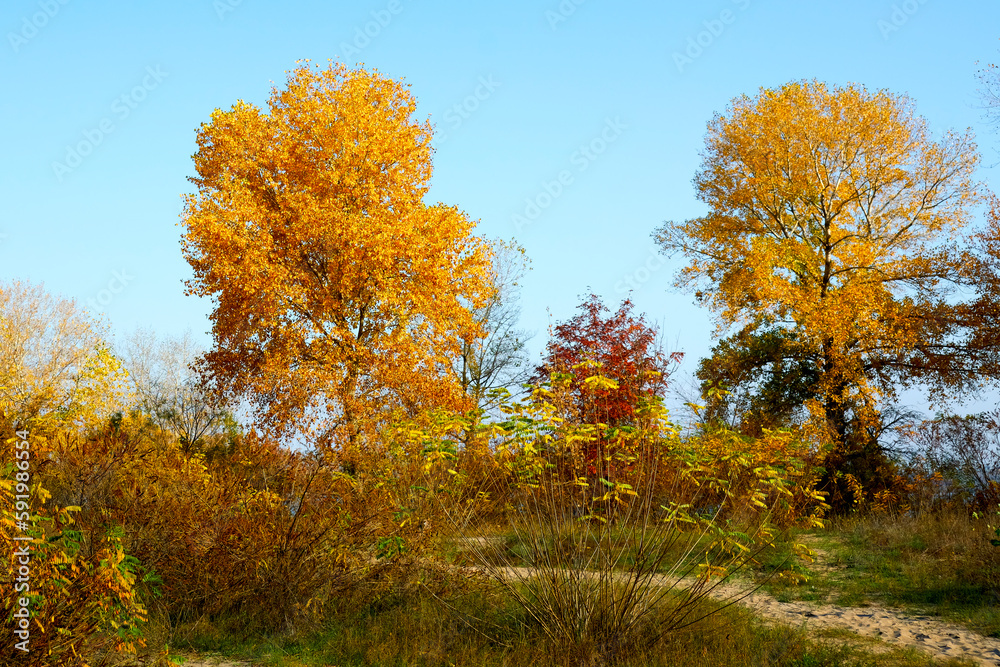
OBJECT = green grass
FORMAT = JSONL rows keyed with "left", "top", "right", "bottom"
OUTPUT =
{"left": 756, "top": 510, "right": 1000, "bottom": 637}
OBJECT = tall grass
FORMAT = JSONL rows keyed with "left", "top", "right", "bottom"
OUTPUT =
{"left": 435, "top": 420, "right": 791, "bottom": 665}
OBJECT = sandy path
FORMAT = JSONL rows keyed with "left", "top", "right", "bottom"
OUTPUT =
{"left": 714, "top": 584, "right": 1000, "bottom": 666}
{"left": 169, "top": 657, "right": 254, "bottom": 667}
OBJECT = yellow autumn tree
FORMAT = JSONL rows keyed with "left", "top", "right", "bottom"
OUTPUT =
{"left": 0, "top": 280, "right": 132, "bottom": 433}
{"left": 181, "top": 61, "right": 493, "bottom": 454}
{"left": 0, "top": 281, "right": 149, "bottom": 665}
{"left": 655, "top": 80, "right": 988, "bottom": 505}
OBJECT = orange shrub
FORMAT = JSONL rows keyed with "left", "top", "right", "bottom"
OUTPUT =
{"left": 1, "top": 461, "right": 148, "bottom": 667}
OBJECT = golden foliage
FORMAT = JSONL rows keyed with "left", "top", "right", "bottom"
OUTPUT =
{"left": 1, "top": 443, "right": 149, "bottom": 666}
{"left": 181, "top": 61, "right": 493, "bottom": 450}
{"left": 0, "top": 281, "right": 131, "bottom": 432}
{"left": 657, "top": 79, "right": 984, "bottom": 443}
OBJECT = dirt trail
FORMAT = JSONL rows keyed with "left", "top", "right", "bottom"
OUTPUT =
{"left": 169, "top": 657, "right": 253, "bottom": 667}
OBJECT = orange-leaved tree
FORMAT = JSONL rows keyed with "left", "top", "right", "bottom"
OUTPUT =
{"left": 181, "top": 61, "right": 493, "bottom": 454}
{"left": 655, "top": 80, "right": 991, "bottom": 508}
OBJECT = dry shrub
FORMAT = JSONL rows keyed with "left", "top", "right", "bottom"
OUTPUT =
{"left": 1, "top": 460, "right": 148, "bottom": 667}
{"left": 50, "top": 420, "right": 394, "bottom": 635}
{"left": 14, "top": 403, "right": 438, "bottom": 651}
{"left": 401, "top": 368, "right": 826, "bottom": 666}
{"left": 0, "top": 279, "right": 454, "bottom": 662}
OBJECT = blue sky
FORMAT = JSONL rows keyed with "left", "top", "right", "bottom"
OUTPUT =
{"left": 3, "top": 0, "right": 999, "bottom": 416}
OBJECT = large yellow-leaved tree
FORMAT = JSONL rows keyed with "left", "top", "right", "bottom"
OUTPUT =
{"left": 655, "top": 80, "right": 992, "bottom": 505}
{"left": 181, "top": 62, "right": 493, "bottom": 454}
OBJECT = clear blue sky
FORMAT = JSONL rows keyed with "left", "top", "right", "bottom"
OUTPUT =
{"left": 3, "top": 0, "right": 999, "bottom": 416}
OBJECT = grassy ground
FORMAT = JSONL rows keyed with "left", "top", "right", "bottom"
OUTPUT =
{"left": 129, "top": 509, "right": 1000, "bottom": 666}
{"left": 154, "top": 565, "right": 972, "bottom": 667}
{"left": 757, "top": 510, "right": 1000, "bottom": 637}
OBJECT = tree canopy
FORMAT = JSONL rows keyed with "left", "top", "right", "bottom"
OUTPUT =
{"left": 655, "top": 80, "right": 995, "bottom": 503}
{"left": 533, "top": 294, "right": 680, "bottom": 429}
{"left": 181, "top": 62, "right": 493, "bottom": 452}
